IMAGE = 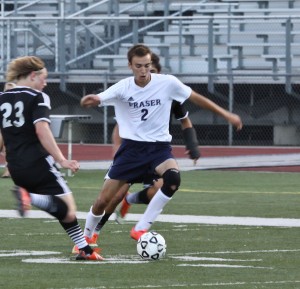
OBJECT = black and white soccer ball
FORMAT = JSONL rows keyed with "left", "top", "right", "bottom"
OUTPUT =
{"left": 137, "top": 231, "right": 166, "bottom": 260}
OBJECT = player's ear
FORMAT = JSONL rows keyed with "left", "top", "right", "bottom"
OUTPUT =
{"left": 30, "top": 71, "right": 37, "bottom": 81}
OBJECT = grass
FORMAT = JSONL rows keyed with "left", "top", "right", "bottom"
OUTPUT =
{"left": 0, "top": 169, "right": 300, "bottom": 289}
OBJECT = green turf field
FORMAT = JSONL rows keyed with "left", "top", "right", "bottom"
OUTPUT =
{"left": 0, "top": 169, "right": 299, "bottom": 289}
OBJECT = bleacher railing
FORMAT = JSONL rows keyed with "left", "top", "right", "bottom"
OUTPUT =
{"left": 1, "top": 3, "right": 300, "bottom": 146}
{"left": 0, "top": 14, "right": 299, "bottom": 81}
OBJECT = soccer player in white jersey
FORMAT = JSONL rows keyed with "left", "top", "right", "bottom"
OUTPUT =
{"left": 80, "top": 44, "right": 243, "bottom": 243}
{"left": 86, "top": 53, "right": 201, "bottom": 244}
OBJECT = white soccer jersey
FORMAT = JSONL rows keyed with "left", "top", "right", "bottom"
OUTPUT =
{"left": 98, "top": 73, "right": 192, "bottom": 142}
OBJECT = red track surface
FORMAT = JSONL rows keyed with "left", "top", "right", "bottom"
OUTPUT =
{"left": 61, "top": 144, "right": 300, "bottom": 172}
{"left": 63, "top": 144, "right": 300, "bottom": 172}
{"left": 1, "top": 144, "right": 299, "bottom": 172}
{"left": 55, "top": 144, "right": 300, "bottom": 160}
{"left": 57, "top": 144, "right": 300, "bottom": 161}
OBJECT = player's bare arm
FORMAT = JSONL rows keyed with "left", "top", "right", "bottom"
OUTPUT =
{"left": 222, "top": 111, "right": 243, "bottom": 130}
{"left": 189, "top": 90, "right": 243, "bottom": 130}
{"left": 35, "top": 121, "right": 80, "bottom": 173}
{"left": 0, "top": 132, "right": 3, "bottom": 152}
{"left": 80, "top": 94, "right": 100, "bottom": 108}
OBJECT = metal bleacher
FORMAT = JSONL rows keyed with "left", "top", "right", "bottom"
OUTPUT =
{"left": 0, "top": 0, "right": 299, "bottom": 87}
{"left": 84, "top": 0, "right": 300, "bottom": 88}
{"left": 1, "top": 0, "right": 300, "bottom": 146}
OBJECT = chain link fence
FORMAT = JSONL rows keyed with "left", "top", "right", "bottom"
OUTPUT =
{"left": 36, "top": 79, "right": 298, "bottom": 147}
{"left": 1, "top": 0, "right": 300, "bottom": 147}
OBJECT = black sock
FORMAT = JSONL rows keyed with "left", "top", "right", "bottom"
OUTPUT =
{"left": 95, "top": 213, "right": 112, "bottom": 232}
{"left": 136, "top": 187, "right": 151, "bottom": 204}
{"left": 80, "top": 245, "right": 93, "bottom": 255}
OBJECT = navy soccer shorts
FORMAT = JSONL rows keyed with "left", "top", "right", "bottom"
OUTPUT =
{"left": 107, "top": 139, "right": 174, "bottom": 183}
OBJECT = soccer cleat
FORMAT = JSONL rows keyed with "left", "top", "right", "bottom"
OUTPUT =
{"left": 72, "top": 236, "right": 100, "bottom": 254}
{"left": 115, "top": 193, "right": 131, "bottom": 224}
{"left": 130, "top": 226, "right": 148, "bottom": 241}
{"left": 75, "top": 249, "right": 104, "bottom": 261}
{"left": 11, "top": 186, "right": 31, "bottom": 217}
{"left": 91, "top": 233, "right": 99, "bottom": 244}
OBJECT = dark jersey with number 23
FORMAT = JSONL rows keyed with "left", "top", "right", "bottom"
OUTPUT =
{"left": 0, "top": 86, "right": 51, "bottom": 170}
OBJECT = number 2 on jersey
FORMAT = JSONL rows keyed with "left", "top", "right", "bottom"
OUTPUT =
{"left": 141, "top": 108, "right": 148, "bottom": 121}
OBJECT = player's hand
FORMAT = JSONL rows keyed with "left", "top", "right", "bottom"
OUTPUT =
{"left": 184, "top": 150, "right": 200, "bottom": 165}
{"left": 59, "top": 159, "right": 80, "bottom": 173}
{"left": 226, "top": 112, "right": 243, "bottom": 131}
{"left": 80, "top": 94, "right": 100, "bottom": 108}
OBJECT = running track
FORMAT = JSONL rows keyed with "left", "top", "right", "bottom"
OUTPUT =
{"left": 54, "top": 144, "right": 300, "bottom": 172}
{"left": 1, "top": 145, "right": 300, "bottom": 172}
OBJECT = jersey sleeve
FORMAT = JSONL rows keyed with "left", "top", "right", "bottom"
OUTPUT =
{"left": 32, "top": 92, "right": 51, "bottom": 124}
{"left": 98, "top": 79, "right": 126, "bottom": 107}
{"left": 168, "top": 75, "right": 192, "bottom": 104}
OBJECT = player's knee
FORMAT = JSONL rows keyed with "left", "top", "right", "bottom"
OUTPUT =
{"left": 161, "top": 168, "right": 181, "bottom": 197}
{"left": 48, "top": 196, "right": 69, "bottom": 221}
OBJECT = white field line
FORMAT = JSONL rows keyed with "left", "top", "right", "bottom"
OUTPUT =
{"left": 79, "top": 154, "right": 300, "bottom": 171}
{"left": 113, "top": 281, "right": 300, "bottom": 288}
{"left": 1, "top": 209, "right": 300, "bottom": 227}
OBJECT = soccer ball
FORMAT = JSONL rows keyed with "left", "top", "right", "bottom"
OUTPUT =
{"left": 137, "top": 231, "right": 166, "bottom": 260}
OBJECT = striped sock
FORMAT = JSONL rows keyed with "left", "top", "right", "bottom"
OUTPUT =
{"left": 60, "top": 218, "right": 91, "bottom": 252}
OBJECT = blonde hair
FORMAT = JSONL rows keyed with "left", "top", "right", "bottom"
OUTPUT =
{"left": 6, "top": 56, "right": 45, "bottom": 82}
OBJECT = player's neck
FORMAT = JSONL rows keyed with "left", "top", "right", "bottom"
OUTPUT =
{"left": 16, "top": 80, "right": 30, "bottom": 87}
{"left": 134, "top": 75, "right": 151, "bottom": 88}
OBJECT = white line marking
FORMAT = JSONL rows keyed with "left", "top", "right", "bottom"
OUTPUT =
{"left": 22, "top": 258, "right": 145, "bottom": 264}
{"left": 36, "top": 280, "right": 300, "bottom": 288}
{"left": 0, "top": 250, "right": 61, "bottom": 257}
{"left": 177, "top": 264, "right": 272, "bottom": 269}
{"left": 181, "top": 249, "right": 300, "bottom": 255}
{"left": 200, "top": 280, "right": 300, "bottom": 287}
{"left": 79, "top": 154, "right": 300, "bottom": 171}
{"left": 1, "top": 210, "right": 300, "bottom": 227}
{"left": 172, "top": 256, "right": 262, "bottom": 262}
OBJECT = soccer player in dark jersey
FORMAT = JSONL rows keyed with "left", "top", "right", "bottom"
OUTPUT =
{"left": 0, "top": 56, "right": 103, "bottom": 261}
{"left": 1, "top": 82, "right": 17, "bottom": 178}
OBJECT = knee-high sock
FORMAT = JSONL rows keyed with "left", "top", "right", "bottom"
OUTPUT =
{"left": 84, "top": 206, "right": 105, "bottom": 238}
{"left": 134, "top": 189, "right": 171, "bottom": 231}
{"left": 60, "top": 218, "right": 92, "bottom": 254}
